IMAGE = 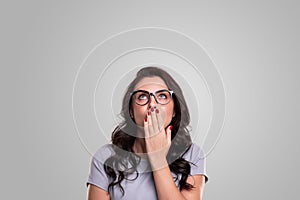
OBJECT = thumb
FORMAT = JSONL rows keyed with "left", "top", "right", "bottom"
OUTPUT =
{"left": 166, "top": 125, "right": 173, "bottom": 143}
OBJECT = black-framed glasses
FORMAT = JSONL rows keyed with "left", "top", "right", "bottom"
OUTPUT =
{"left": 130, "top": 89, "right": 174, "bottom": 106}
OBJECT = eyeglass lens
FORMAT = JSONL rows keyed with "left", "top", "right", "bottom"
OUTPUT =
{"left": 133, "top": 90, "right": 172, "bottom": 105}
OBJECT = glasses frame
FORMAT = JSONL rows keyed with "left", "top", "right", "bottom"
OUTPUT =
{"left": 130, "top": 89, "right": 174, "bottom": 106}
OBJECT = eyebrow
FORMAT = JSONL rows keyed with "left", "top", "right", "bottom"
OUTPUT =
{"left": 133, "top": 89, "right": 169, "bottom": 93}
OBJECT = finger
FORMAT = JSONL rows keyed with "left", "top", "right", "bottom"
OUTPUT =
{"left": 147, "top": 110, "right": 154, "bottom": 137}
{"left": 144, "top": 114, "right": 149, "bottom": 138}
{"left": 166, "top": 125, "right": 172, "bottom": 145}
{"left": 150, "top": 107, "right": 159, "bottom": 134}
{"left": 156, "top": 107, "right": 165, "bottom": 132}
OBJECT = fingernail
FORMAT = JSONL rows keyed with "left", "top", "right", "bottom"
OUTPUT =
{"left": 151, "top": 107, "right": 154, "bottom": 112}
{"left": 155, "top": 108, "right": 159, "bottom": 114}
{"left": 148, "top": 111, "right": 150, "bottom": 115}
{"left": 170, "top": 125, "right": 173, "bottom": 131}
{"left": 144, "top": 116, "right": 147, "bottom": 122}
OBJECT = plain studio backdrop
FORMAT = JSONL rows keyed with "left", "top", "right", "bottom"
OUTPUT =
{"left": 1, "top": 1, "right": 299, "bottom": 199}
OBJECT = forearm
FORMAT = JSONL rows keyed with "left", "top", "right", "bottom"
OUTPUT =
{"left": 152, "top": 160, "right": 187, "bottom": 200}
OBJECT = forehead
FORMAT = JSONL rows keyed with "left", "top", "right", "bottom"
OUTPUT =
{"left": 134, "top": 76, "right": 168, "bottom": 91}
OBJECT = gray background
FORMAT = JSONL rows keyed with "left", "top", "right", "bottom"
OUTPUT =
{"left": 1, "top": 0, "right": 299, "bottom": 199}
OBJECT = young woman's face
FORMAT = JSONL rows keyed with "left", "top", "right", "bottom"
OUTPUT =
{"left": 131, "top": 76, "right": 175, "bottom": 129}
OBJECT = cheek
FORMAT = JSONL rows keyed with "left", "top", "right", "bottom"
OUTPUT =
{"left": 167, "top": 110, "right": 173, "bottom": 122}
{"left": 164, "top": 104, "right": 175, "bottom": 125}
{"left": 133, "top": 106, "right": 147, "bottom": 122}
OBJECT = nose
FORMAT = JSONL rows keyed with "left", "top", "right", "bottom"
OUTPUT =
{"left": 148, "top": 94, "right": 157, "bottom": 108}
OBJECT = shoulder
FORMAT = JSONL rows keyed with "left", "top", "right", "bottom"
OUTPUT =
{"left": 183, "top": 143, "right": 209, "bottom": 182}
{"left": 87, "top": 144, "right": 115, "bottom": 191}
{"left": 92, "top": 144, "right": 133, "bottom": 163}
{"left": 182, "top": 143, "right": 205, "bottom": 162}
{"left": 92, "top": 144, "right": 116, "bottom": 164}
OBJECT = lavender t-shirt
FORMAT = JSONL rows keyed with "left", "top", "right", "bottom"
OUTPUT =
{"left": 87, "top": 143, "right": 208, "bottom": 200}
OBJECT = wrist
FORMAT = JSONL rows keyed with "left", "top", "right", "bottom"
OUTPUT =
{"left": 148, "top": 152, "right": 168, "bottom": 171}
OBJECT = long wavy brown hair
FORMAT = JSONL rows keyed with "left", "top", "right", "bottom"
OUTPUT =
{"left": 104, "top": 66, "right": 194, "bottom": 195}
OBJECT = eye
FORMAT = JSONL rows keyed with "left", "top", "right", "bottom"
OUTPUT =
{"left": 138, "top": 94, "right": 148, "bottom": 100}
{"left": 158, "top": 94, "right": 167, "bottom": 99}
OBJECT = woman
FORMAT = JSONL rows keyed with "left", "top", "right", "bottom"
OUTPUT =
{"left": 87, "top": 66, "right": 208, "bottom": 199}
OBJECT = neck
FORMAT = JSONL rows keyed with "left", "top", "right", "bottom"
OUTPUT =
{"left": 133, "top": 137, "right": 149, "bottom": 159}
{"left": 132, "top": 126, "right": 149, "bottom": 157}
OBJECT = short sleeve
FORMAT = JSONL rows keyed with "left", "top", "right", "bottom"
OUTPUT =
{"left": 183, "top": 143, "right": 209, "bottom": 183}
{"left": 86, "top": 144, "right": 114, "bottom": 191}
